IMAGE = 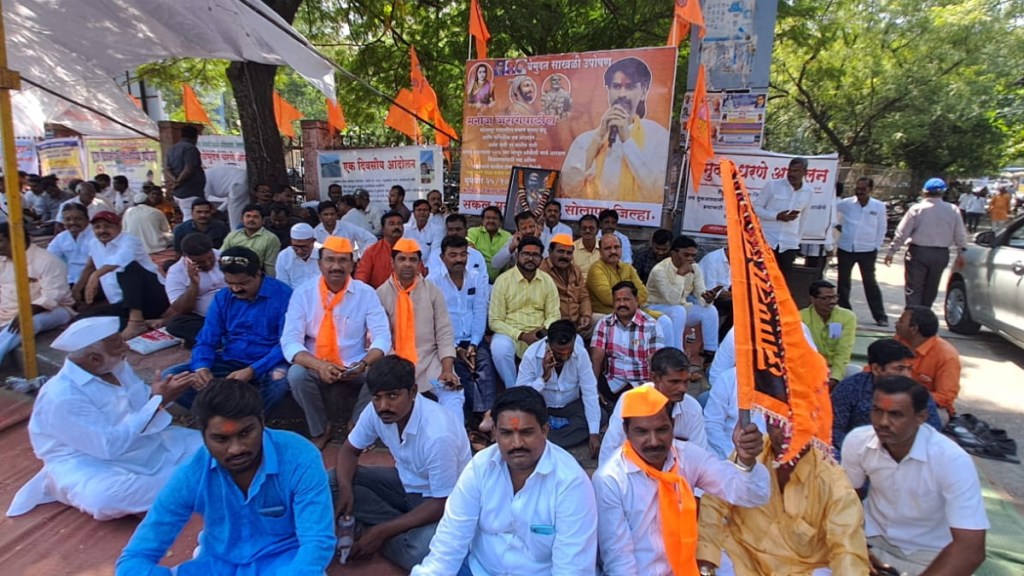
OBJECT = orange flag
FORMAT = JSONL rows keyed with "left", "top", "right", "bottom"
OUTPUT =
{"left": 182, "top": 84, "right": 210, "bottom": 124}
{"left": 326, "top": 97, "right": 347, "bottom": 137}
{"left": 409, "top": 47, "right": 439, "bottom": 117}
{"left": 385, "top": 88, "right": 422, "bottom": 143}
{"left": 468, "top": 0, "right": 491, "bottom": 59}
{"left": 685, "top": 65, "right": 714, "bottom": 192}
{"left": 273, "top": 91, "right": 304, "bottom": 138}
{"left": 128, "top": 94, "right": 143, "bottom": 109}
{"left": 720, "top": 159, "right": 833, "bottom": 464}
{"left": 667, "top": 0, "right": 705, "bottom": 46}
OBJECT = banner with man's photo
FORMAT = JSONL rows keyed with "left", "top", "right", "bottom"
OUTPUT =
{"left": 460, "top": 46, "right": 678, "bottom": 227}
{"left": 37, "top": 138, "right": 86, "bottom": 182}
{"left": 681, "top": 150, "right": 839, "bottom": 243}
{"left": 82, "top": 137, "right": 161, "bottom": 184}
{"left": 317, "top": 145, "right": 443, "bottom": 207}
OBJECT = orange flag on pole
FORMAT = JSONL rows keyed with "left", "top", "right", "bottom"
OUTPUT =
{"left": 667, "top": 0, "right": 705, "bottom": 46}
{"left": 685, "top": 65, "right": 714, "bottom": 192}
{"left": 182, "top": 84, "right": 210, "bottom": 124}
{"left": 720, "top": 158, "right": 833, "bottom": 464}
{"left": 385, "top": 88, "right": 422, "bottom": 143}
{"left": 326, "top": 97, "right": 347, "bottom": 137}
{"left": 273, "top": 91, "right": 304, "bottom": 138}
{"left": 468, "top": 0, "right": 491, "bottom": 59}
{"left": 409, "top": 47, "right": 439, "bottom": 117}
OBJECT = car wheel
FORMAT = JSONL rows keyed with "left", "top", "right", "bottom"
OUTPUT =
{"left": 945, "top": 279, "right": 981, "bottom": 335}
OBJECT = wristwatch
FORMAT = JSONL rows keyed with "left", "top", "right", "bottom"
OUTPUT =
{"left": 699, "top": 565, "right": 716, "bottom": 576}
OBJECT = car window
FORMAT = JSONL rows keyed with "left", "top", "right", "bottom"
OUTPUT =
{"left": 1007, "top": 225, "right": 1024, "bottom": 249}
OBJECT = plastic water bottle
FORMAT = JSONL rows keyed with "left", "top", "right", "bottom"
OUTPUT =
{"left": 337, "top": 515, "right": 355, "bottom": 564}
{"left": 685, "top": 328, "right": 697, "bottom": 345}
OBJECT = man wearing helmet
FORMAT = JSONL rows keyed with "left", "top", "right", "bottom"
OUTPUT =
{"left": 885, "top": 178, "right": 968, "bottom": 307}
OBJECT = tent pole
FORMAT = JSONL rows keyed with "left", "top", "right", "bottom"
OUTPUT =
{"left": 0, "top": 0, "right": 38, "bottom": 378}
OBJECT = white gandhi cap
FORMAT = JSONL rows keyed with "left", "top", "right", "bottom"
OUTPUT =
{"left": 51, "top": 317, "right": 121, "bottom": 352}
{"left": 290, "top": 222, "right": 315, "bottom": 240}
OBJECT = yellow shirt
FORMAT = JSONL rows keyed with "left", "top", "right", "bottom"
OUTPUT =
{"left": 586, "top": 259, "right": 648, "bottom": 315}
{"left": 573, "top": 238, "right": 601, "bottom": 279}
{"left": 697, "top": 441, "right": 869, "bottom": 575}
{"left": 488, "top": 266, "right": 561, "bottom": 357}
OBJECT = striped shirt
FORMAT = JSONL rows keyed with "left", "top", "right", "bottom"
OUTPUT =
{"left": 593, "top": 309, "right": 664, "bottom": 392}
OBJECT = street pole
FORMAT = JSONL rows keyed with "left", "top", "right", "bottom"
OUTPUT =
{"left": 0, "top": 0, "right": 39, "bottom": 378}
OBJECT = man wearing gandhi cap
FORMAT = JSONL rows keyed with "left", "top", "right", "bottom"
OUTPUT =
{"left": 7, "top": 317, "right": 202, "bottom": 520}
{"left": 539, "top": 232, "right": 594, "bottom": 337}
{"left": 376, "top": 238, "right": 462, "bottom": 422}
{"left": 282, "top": 236, "right": 392, "bottom": 449}
{"left": 592, "top": 384, "right": 770, "bottom": 576}
{"left": 275, "top": 222, "right": 322, "bottom": 289}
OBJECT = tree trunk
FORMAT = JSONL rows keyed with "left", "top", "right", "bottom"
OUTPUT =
{"left": 226, "top": 61, "right": 287, "bottom": 190}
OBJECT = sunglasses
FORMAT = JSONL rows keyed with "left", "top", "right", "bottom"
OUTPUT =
{"left": 219, "top": 256, "right": 251, "bottom": 267}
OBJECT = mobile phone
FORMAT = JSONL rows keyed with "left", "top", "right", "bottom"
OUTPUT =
{"left": 788, "top": 209, "right": 801, "bottom": 216}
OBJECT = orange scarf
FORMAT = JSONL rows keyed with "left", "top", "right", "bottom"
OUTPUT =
{"left": 623, "top": 441, "right": 697, "bottom": 576}
{"left": 315, "top": 277, "right": 348, "bottom": 365}
{"left": 393, "top": 275, "right": 418, "bottom": 363}
{"left": 589, "top": 116, "right": 646, "bottom": 198}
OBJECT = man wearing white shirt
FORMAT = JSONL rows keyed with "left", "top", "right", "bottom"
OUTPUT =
{"left": 339, "top": 193, "right": 373, "bottom": 233}
{"left": 102, "top": 175, "right": 135, "bottom": 215}
{"left": 58, "top": 180, "right": 115, "bottom": 221}
{"left": 163, "top": 234, "right": 226, "bottom": 347}
{"left": 355, "top": 188, "right": 385, "bottom": 236}
{"left": 426, "top": 235, "right": 496, "bottom": 415}
{"left": 597, "top": 208, "right": 633, "bottom": 264}
{"left": 334, "top": 355, "right": 472, "bottom": 571}
{"left": 599, "top": 347, "right": 708, "bottom": 467}
{"left": 538, "top": 200, "right": 572, "bottom": 247}
{"left": 842, "top": 376, "right": 988, "bottom": 576}
{"left": 47, "top": 202, "right": 94, "bottom": 285}
{"left": 122, "top": 192, "right": 173, "bottom": 254}
{"left": 203, "top": 165, "right": 248, "bottom": 231}
{"left": 312, "top": 200, "right": 377, "bottom": 258}
{"left": 412, "top": 386, "right": 598, "bottom": 576}
{"left": 6, "top": 317, "right": 201, "bottom": 520}
{"left": 646, "top": 235, "right": 720, "bottom": 355}
{"left": 426, "top": 189, "right": 447, "bottom": 230}
{"left": 753, "top": 157, "right": 812, "bottom": 275}
{"left": 593, "top": 385, "right": 770, "bottom": 576}
{"left": 515, "top": 320, "right": 603, "bottom": 455}
{"left": 281, "top": 236, "right": 391, "bottom": 449}
{"left": 274, "top": 222, "right": 321, "bottom": 289}
{"left": 424, "top": 213, "right": 487, "bottom": 277}
{"left": 404, "top": 199, "right": 445, "bottom": 264}
{"left": 836, "top": 177, "right": 889, "bottom": 326}
{"left": 698, "top": 245, "right": 733, "bottom": 339}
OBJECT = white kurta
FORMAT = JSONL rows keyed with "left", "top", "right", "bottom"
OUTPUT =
{"left": 7, "top": 359, "right": 201, "bottom": 520}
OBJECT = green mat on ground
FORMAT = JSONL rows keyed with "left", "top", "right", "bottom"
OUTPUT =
{"left": 977, "top": 485, "right": 1024, "bottom": 575}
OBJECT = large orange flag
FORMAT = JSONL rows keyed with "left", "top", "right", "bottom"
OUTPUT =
{"left": 468, "top": 0, "right": 491, "bottom": 59}
{"left": 667, "top": 0, "right": 705, "bottom": 46}
{"left": 326, "top": 97, "right": 347, "bottom": 137}
{"left": 385, "top": 88, "right": 422, "bottom": 143}
{"left": 721, "top": 158, "right": 832, "bottom": 464}
{"left": 273, "top": 91, "right": 304, "bottom": 138}
{"left": 409, "top": 47, "right": 439, "bottom": 117}
{"left": 685, "top": 65, "right": 714, "bottom": 192}
{"left": 182, "top": 84, "right": 210, "bottom": 124}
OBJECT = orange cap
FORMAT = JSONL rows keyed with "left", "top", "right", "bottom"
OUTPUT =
{"left": 322, "top": 236, "right": 353, "bottom": 254}
{"left": 393, "top": 237, "right": 421, "bottom": 253}
{"left": 620, "top": 384, "right": 669, "bottom": 418}
{"left": 550, "top": 233, "right": 574, "bottom": 247}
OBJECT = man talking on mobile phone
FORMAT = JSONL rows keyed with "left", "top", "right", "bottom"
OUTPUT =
{"left": 753, "top": 157, "right": 812, "bottom": 276}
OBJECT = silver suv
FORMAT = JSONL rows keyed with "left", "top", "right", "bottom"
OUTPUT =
{"left": 944, "top": 215, "right": 1024, "bottom": 350}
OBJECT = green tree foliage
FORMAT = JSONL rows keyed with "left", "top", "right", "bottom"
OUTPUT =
{"left": 767, "top": 0, "right": 1024, "bottom": 182}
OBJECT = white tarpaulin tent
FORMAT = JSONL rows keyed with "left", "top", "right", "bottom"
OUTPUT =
{"left": 6, "top": 0, "right": 336, "bottom": 138}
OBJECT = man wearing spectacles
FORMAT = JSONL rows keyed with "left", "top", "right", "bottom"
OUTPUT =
{"left": 799, "top": 279, "right": 858, "bottom": 390}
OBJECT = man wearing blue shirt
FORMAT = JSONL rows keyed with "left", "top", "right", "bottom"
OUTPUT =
{"left": 164, "top": 246, "right": 292, "bottom": 413}
{"left": 117, "top": 379, "right": 335, "bottom": 575}
{"left": 426, "top": 235, "right": 496, "bottom": 416}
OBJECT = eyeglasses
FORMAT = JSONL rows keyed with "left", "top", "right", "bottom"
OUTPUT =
{"left": 814, "top": 294, "right": 839, "bottom": 302}
{"left": 219, "top": 256, "right": 251, "bottom": 267}
{"left": 519, "top": 251, "right": 543, "bottom": 259}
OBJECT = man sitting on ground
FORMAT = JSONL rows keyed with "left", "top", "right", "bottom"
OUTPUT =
{"left": 275, "top": 222, "right": 321, "bottom": 289}
{"left": 587, "top": 233, "right": 673, "bottom": 340}
{"left": 591, "top": 281, "right": 666, "bottom": 403}
{"left": 221, "top": 203, "right": 281, "bottom": 276}
{"left": 339, "top": 193, "right": 373, "bottom": 232}
{"left": 632, "top": 228, "right": 672, "bottom": 283}
{"left": 539, "top": 233, "right": 594, "bottom": 338}
{"left": 47, "top": 203, "right": 94, "bottom": 285}
{"left": 424, "top": 213, "right": 487, "bottom": 276}
{"left": 163, "top": 233, "right": 226, "bottom": 347}
{"left": 121, "top": 190, "right": 172, "bottom": 254}
{"left": 410, "top": 387, "right": 597, "bottom": 576}
{"left": 515, "top": 319, "right": 603, "bottom": 455}
{"left": 538, "top": 199, "right": 572, "bottom": 247}
{"left": 466, "top": 205, "right": 512, "bottom": 282}
{"left": 7, "top": 317, "right": 201, "bottom": 520}
{"left": 594, "top": 385, "right": 770, "bottom": 576}
{"left": 265, "top": 202, "right": 300, "bottom": 247}
{"left": 116, "top": 378, "right": 335, "bottom": 575}
{"left": 334, "top": 355, "right": 471, "bottom": 571}
{"left": 799, "top": 279, "right": 858, "bottom": 388}
{"left": 573, "top": 213, "right": 602, "bottom": 279}
{"left": 58, "top": 180, "right": 113, "bottom": 220}
{"left": 172, "top": 198, "right": 228, "bottom": 254}
{"left": 355, "top": 211, "right": 422, "bottom": 288}
{"left": 699, "top": 245, "right": 733, "bottom": 340}
{"left": 895, "top": 305, "right": 961, "bottom": 423}
{"left": 404, "top": 199, "right": 445, "bottom": 263}
{"left": 831, "top": 338, "right": 942, "bottom": 454}
{"left": 647, "top": 234, "right": 720, "bottom": 357}
{"left": 313, "top": 200, "right": 377, "bottom": 258}
{"left": 598, "top": 208, "right": 633, "bottom": 263}
{"left": 842, "top": 376, "right": 988, "bottom": 576}
{"left": 490, "top": 210, "right": 541, "bottom": 274}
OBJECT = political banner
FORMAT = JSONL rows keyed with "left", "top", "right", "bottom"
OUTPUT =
{"left": 198, "top": 135, "right": 247, "bottom": 168}
{"left": 37, "top": 138, "right": 86, "bottom": 182}
{"left": 83, "top": 137, "right": 161, "bottom": 184}
{"left": 316, "top": 145, "right": 443, "bottom": 207}
{"left": 15, "top": 138, "right": 39, "bottom": 174}
{"left": 460, "top": 46, "right": 678, "bottom": 226}
{"left": 681, "top": 150, "right": 839, "bottom": 243}
{"left": 681, "top": 90, "right": 767, "bottom": 150}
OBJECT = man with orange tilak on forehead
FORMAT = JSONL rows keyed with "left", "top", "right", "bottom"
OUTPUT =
{"left": 593, "top": 385, "right": 769, "bottom": 576}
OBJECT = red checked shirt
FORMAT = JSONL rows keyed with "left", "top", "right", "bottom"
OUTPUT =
{"left": 593, "top": 309, "right": 665, "bottom": 393}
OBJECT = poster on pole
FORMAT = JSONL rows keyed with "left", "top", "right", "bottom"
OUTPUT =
{"left": 316, "top": 145, "right": 443, "bottom": 207}
{"left": 13, "top": 138, "right": 39, "bottom": 174}
{"left": 198, "top": 135, "right": 247, "bottom": 168}
{"left": 37, "top": 138, "right": 86, "bottom": 183}
{"left": 681, "top": 150, "right": 839, "bottom": 243}
{"left": 682, "top": 90, "right": 767, "bottom": 149}
{"left": 460, "top": 46, "right": 678, "bottom": 226}
{"left": 83, "top": 137, "right": 161, "bottom": 184}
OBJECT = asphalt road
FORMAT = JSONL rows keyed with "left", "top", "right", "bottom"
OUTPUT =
{"left": 830, "top": 242, "right": 1024, "bottom": 509}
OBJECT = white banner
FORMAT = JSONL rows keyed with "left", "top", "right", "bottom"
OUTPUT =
{"left": 682, "top": 150, "right": 839, "bottom": 243}
{"left": 317, "top": 146, "right": 443, "bottom": 207}
{"left": 198, "top": 135, "right": 247, "bottom": 168}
